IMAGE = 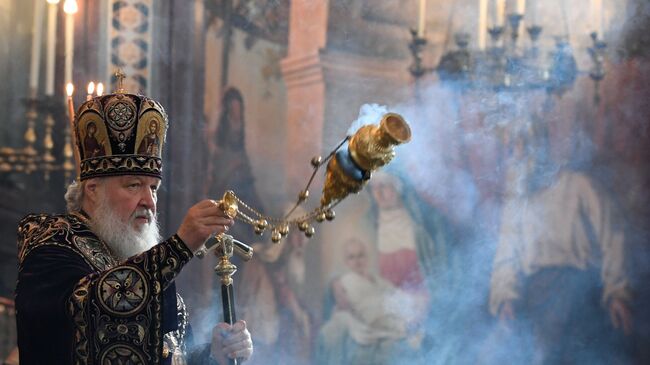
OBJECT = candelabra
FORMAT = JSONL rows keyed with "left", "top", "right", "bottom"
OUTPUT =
{"left": 409, "top": 12, "right": 606, "bottom": 102}
{"left": 0, "top": 94, "right": 75, "bottom": 181}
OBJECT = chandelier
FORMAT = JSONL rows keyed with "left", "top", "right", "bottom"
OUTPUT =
{"left": 409, "top": 8, "right": 608, "bottom": 103}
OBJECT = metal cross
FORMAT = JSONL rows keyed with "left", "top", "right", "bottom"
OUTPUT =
{"left": 114, "top": 69, "right": 126, "bottom": 93}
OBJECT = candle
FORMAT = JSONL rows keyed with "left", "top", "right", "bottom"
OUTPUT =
{"left": 66, "top": 82, "right": 74, "bottom": 119}
{"left": 495, "top": 0, "right": 506, "bottom": 26}
{"left": 87, "top": 82, "right": 95, "bottom": 101}
{"left": 528, "top": 0, "right": 537, "bottom": 24}
{"left": 29, "top": 0, "right": 45, "bottom": 96}
{"left": 517, "top": 0, "right": 526, "bottom": 14}
{"left": 96, "top": 82, "right": 104, "bottom": 96}
{"left": 63, "top": 0, "right": 77, "bottom": 85}
{"left": 66, "top": 82, "right": 81, "bottom": 180}
{"left": 45, "top": 0, "right": 60, "bottom": 96}
{"left": 478, "top": 0, "right": 488, "bottom": 49}
{"left": 591, "top": 0, "right": 603, "bottom": 35}
{"left": 418, "top": 0, "right": 427, "bottom": 37}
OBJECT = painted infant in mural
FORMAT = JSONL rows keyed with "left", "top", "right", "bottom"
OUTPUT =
{"left": 315, "top": 238, "right": 416, "bottom": 365}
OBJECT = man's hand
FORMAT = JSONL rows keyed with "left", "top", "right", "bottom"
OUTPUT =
{"left": 177, "top": 200, "right": 234, "bottom": 252}
{"left": 211, "top": 320, "right": 253, "bottom": 364}
{"left": 609, "top": 298, "right": 633, "bottom": 335}
{"left": 499, "top": 301, "right": 515, "bottom": 321}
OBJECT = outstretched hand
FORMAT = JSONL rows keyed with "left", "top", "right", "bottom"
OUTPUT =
{"left": 211, "top": 320, "right": 253, "bottom": 364}
{"left": 177, "top": 199, "right": 234, "bottom": 252}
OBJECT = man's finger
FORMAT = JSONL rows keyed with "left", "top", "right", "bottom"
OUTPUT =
{"left": 228, "top": 347, "right": 253, "bottom": 360}
{"left": 221, "top": 331, "right": 249, "bottom": 347}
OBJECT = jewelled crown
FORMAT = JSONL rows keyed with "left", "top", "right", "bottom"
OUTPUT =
{"left": 73, "top": 74, "right": 168, "bottom": 181}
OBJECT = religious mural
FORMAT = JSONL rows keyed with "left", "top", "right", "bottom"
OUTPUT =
{"left": 0, "top": 1, "right": 649, "bottom": 364}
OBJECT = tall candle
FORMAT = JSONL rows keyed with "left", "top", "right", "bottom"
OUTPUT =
{"left": 63, "top": 0, "right": 77, "bottom": 84}
{"left": 418, "top": 0, "right": 427, "bottom": 37}
{"left": 495, "top": 0, "right": 506, "bottom": 26}
{"left": 478, "top": 0, "right": 488, "bottom": 49}
{"left": 528, "top": 0, "right": 537, "bottom": 24}
{"left": 29, "top": 0, "right": 45, "bottom": 95}
{"left": 591, "top": 0, "right": 603, "bottom": 35}
{"left": 45, "top": 0, "right": 59, "bottom": 96}
{"left": 517, "top": 0, "right": 526, "bottom": 14}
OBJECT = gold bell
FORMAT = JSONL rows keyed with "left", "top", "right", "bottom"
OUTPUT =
{"left": 311, "top": 156, "right": 322, "bottom": 167}
{"left": 298, "top": 221, "right": 309, "bottom": 231}
{"left": 304, "top": 226, "right": 315, "bottom": 238}
{"left": 298, "top": 190, "right": 309, "bottom": 201}
{"left": 315, "top": 212, "right": 326, "bottom": 222}
{"left": 325, "top": 209, "right": 335, "bottom": 221}
{"left": 271, "top": 229, "right": 282, "bottom": 243}
{"left": 279, "top": 224, "right": 290, "bottom": 236}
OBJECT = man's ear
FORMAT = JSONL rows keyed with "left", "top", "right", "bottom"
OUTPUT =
{"left": 84, "top": 179, "right": 101, "bottom": 204}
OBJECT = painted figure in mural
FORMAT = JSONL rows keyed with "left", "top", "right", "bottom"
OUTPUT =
{"left": 488, "top": 125, "right": 633, "bottom": 363}
{"left": 14, "top": 91, "right": 253, "bottom": 364}
{"left": 137, "top": 118, "right": 161, "bottom": 156}
{"left": 315, "top": 238, "right": 413, "bottom": 365}
{"left": 204, "top": 87, "right": 263, "bottom": 243}
{"left": 368, "top": 171, "right": 457, "bottom": 333}
{"left": 83, "top": 121, "right": 105, "bottom": 158}
{"left": 235, "top": 206, "right": 313, "bottom": 365}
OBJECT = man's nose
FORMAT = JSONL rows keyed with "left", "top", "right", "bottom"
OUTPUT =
{"left": 139, "top": 188, "right": 156, "bottom": 210}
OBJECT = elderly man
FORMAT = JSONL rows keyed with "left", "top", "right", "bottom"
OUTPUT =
{"left": 15, "top": 89, "right": 252, "bottom": 364}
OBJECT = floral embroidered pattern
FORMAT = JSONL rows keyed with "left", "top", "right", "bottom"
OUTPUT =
{"left": 98, "top": 266, "right": 149, "bottom": 316}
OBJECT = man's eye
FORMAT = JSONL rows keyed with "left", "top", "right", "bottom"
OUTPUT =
{"left": 128, "top": 183, "right": 140, "bottom": 189}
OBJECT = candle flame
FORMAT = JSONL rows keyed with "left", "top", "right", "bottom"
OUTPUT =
{"left": 87, "top": 81, "right": 95, "bottom": 95}
{"left": 66, "top": 83, "right": 74, "bottom": 97}
{"left": 63, "top": 0, "right": 78, "bottom": 14}
{"left": 96, "top": 82, "right": 104, "bottom": 96}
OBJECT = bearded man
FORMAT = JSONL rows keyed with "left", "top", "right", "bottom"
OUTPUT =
{"left": 15, "top": 89, "right": 253, "bottom": 364}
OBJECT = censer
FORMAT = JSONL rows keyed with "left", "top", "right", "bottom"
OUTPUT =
{"left": 199, "top": 112, "right": 411, "bottom": 365}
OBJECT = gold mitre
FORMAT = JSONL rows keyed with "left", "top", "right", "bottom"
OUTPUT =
{"left": 73, "top": 77, "right": 169, "bottom": 181}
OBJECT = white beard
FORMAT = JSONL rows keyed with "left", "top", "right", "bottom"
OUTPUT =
{"left": 90, "top": 191, "right": 160, "bottom": 261}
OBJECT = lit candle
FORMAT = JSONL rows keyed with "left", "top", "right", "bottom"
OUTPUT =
{"left": 418, "top": 0, "right": 427, "bottom": 37}
{"left": 45, "top": 0, "right": 60, "bottom": 96}
{"left": 86, "top": 82, "right": 95, "bottom": 101}
{"left": 96, "top": 82, "right": 104, "bottom": 96}
{"left": 29, "top": 0, "right": 45, "bottom": 96}
{"left": 66, "top": 82, "right": 81, "bottom": 180}
{"left": 66, "top": 83, "right": 75, "bottom": 122}
{"left": 63, "top": 0, "right": 77, "bottom": 85}
{"left": 478, "top": 0, "right": 488, "bottom": 49}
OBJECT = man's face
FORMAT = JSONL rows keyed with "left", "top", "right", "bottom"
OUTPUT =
{"left": 101, "top": 175, "right": 161, "bottom": 231}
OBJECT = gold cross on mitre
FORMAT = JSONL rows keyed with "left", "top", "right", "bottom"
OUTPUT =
{"left": 114, "top": 69, "right": 126, "bottom": 93}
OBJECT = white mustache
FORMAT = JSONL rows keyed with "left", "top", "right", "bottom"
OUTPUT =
{"left": 131, "top": 208, "right": 153, "bottom": 222}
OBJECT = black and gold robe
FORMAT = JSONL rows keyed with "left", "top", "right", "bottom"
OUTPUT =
{"left": 15, "top": 213, "right": 215, "bottom": 364}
